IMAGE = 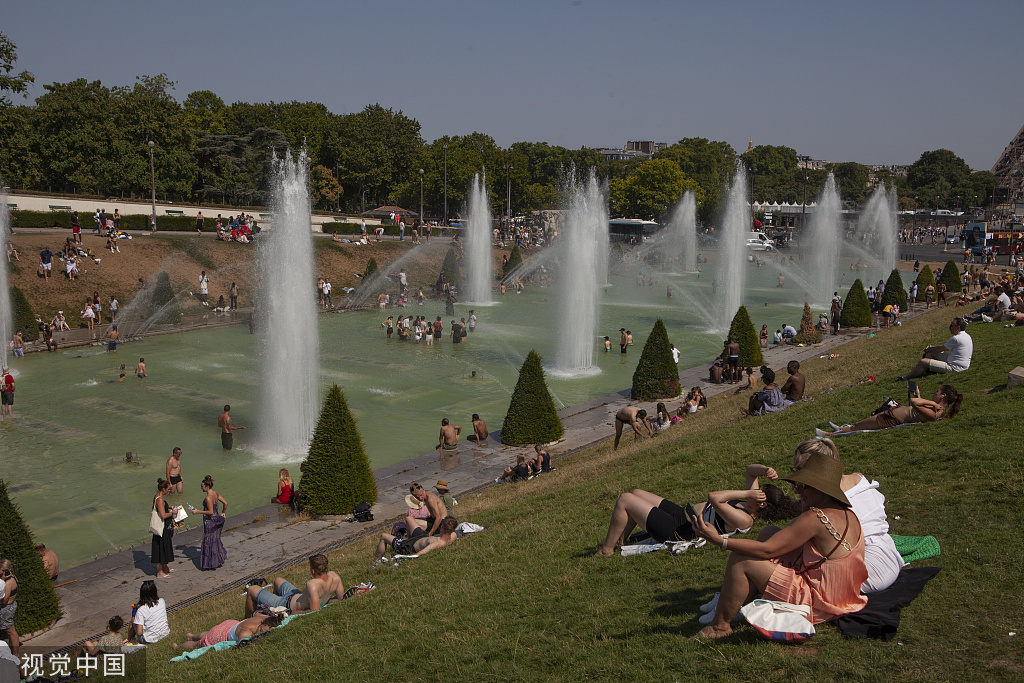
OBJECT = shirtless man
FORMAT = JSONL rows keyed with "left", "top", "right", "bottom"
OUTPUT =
{"left": 373, "top": 516, "right": 459, "bottom": 566}
{"left": 244, "top": 554, "right": 342, "bottom": 618}
{"left": 218, "top": 405, "right": 246, "bottom": 451}
{"left": 404, "top": 482, "right": 447, "bottom": 537}
{"left": 436, "top": 418, "right": 460, "bottom": 450}
{"left": 723, "top": 338, "right": 740, "bottom": 383}
{"left": 613, "top": 406, "right": 653, "bottom": 450}
{"left": 780, "top": 360, "right": 805, "bottom": 404}
{"left": 619, "top": 328, "right": 628, "bottom": 354}
{"left": 465, "top": 414, "right": 488, "bottom": 443}
{"left": 35, "top": 544, "right": 59, "bottom": 581}
{"left": 135, "top": 358, "right": 147, "bottom": 378}
{"left": 166, "top": 447, "right": 184, "bottom": 494}
{"left": 103, "top": 325, "right": 119, "bottom": 353}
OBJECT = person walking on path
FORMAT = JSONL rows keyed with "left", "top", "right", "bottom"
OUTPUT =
{"left": 151, "top": 479, "right": 175, "bottom": 578}
{"left": 197, "top": 475, "right": 227, "bottom": 570}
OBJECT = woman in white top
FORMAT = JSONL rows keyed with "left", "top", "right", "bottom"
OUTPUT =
{"left": 132, "top": 580, "right": 170, "bottom": 644}
{"left": 791, "top": 438, "right": 904, "bottom": 593}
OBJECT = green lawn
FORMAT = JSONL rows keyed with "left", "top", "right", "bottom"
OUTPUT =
{"left": 141, "top": 309, "right": 1023, "bottom": 682}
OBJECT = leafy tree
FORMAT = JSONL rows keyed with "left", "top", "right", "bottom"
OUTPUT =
{"left": 792, "top": 301, "right": 823, "bottom": 344}
{"left": 310, "top": 164, "right": 342, "bottom": 211}
{"left": 726, "top": 306, "right": 763, "bottom": 367}
{"left": 609, "top": 158, "right": 701, "bottom": 220}
{"left": 916, "top": 264, "right": 935, "bottom": 289}
{"left": 0, "top": 105, "right": 41, "bottom": 189}
{"left": 654, "top": 137, "right": 736, "bottom": 223}
{"left": 0, "top": 33, "right": 34, "bottom": 105}
{"left": 520, "top": 183, "right": 559, "bottom": 211}
{"left": 740, "top": 145, "right": 802, "bottom": 204}
{"left": 840, "top": 279, "right": 872, "bottom": 327}
{"left": 441, "top": 247, "right": 462, "bottom": 289}
{"left": 503, "top": 243, "right": 523, "bottom": 276}
{"left": 907, "top": 149, "right": 971, "bottom": 192}
{"left": 149, "top": 271, "right": 179, "bottom": 324}
{"left": 879, "top": 269, "right": 908, "bottom": 311}
{"left": 194, "top": 127, "right": 289, "bottom": 205}
{"left": 10, "top": 286, "right": 37, "bottom": 341}
{"left": 298, "top": 385, "right": 377, "bottom": 514}
{"left": 830, "top": 162, "right": 870, "bottom": 203}
{"left": 631, "top": 319, "right": 681, "bottom": 400}
{"left": 183, "top": 90, "right": 230, "bottom": 135}
{"left": 0, "top": 479, "right": 61, "bottom": 633}
{"left": 938, "top": 259, "right": 962, "bottom": 293}
{"left": 501, "top": 350, "right": 563, "bottom": 445}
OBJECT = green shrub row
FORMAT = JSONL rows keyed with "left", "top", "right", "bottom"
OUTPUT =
{"left": 631, "top": 319, "right": 681, "bottom": 400}
{"left": 840, "top": 279, "right": 872, "bottom": 327}
{"left": 501, "top": 350, "right": 564, "bottom": 445}
{"left": 727, "top": 306, "right": 763, "bottom": 367}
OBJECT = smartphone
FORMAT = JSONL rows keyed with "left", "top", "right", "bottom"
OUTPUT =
{"left": 685, "top": 502, "right": 698, "bottom": 520}
{"left": 907, "top": 380, "right": 917, "bottom": 395}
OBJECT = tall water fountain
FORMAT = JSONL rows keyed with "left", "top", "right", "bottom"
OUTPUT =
{"left": 465, "top": 173, "right": 493, "bottom": 304}
{"left": 717, "top": 163, "right": 749, "bottom": 331}
{"left": 554, "top": 170, "right": 606, "bottom": 373}
{"left": 257, "top": 151, "right": 320, "bottom": 454}
{"left": 858, "top": 183, "right": 899, "bottom": 273}
{"left": 807, "top": 173, "right": 842, "bottom": 306}
{"left": 670, "top": 190, "right": 698, "bottom": 272}
{"left": 0, "top": 181, "right": 10, "bottom": 369}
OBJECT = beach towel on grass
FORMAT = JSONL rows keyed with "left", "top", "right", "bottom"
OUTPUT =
{"left": 835, "top": 567, "right": 941, "bottom": 641}
{"left": 817, "top": 423, "right": 918, "bottom": 438}
{"left": 892, "top": 535, "right": 941, "bottom": 563}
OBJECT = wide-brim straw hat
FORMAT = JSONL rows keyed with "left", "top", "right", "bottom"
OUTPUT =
{"left": 781, "top": 452, "right": 851, "bottom": 507}
{"left": 405, "top": 494, "right": 424, "bottom": 510}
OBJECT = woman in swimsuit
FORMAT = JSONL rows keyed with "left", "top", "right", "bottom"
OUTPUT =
{"left": 824, "top": 384, "right": 961, "bottom": 435}
{"left": 595, "top": 465, "right": 802, "bottom": 556}
{"left": 691, "top": 452, "right": 868, "bottom": 639}
{"left": 198, "top": 475, "right": 227, "bottom": 570}
{"left": 271, "top": 469, "right": 293, "bottom": 504}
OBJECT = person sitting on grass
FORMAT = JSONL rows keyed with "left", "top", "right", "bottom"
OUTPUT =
{"left": 527, "top": 444, "right": 552, "bottom": 475}
{"left": 81, "top": 616, "right": 126, "bottom": 656}
{"left": 820, "top": 384, "right": 961, "bottom": 435}
{"left": 373, "top": 516, "right": 459, "bottom": 567}
{"left": 651, "top": 402, "right": 673, "bottom": 431}
{"left": 734, "top": 367, "right": 756, "bottom": 393}
{"left": 404, "top": 482, "right": 447, "bottom": 537}
{"left": 594, "top": 464, "right": 802, "bottom": 556}
{"left": 498, "top": 454, "right": 530, "bottom": 482}
{"left": 244, "top": 554, "right": 343, "bottom": 618}
{"left": 173, "top": 613, "right": 284, "bottom": 650}
{"left": 689, "top": 452, "right": 868, "bottom": 640}
{"left": 894, "top": 317, "right": 972, "bottom": 381}
{"left": 741, "top": 367, "right": 786, "bottom": 416}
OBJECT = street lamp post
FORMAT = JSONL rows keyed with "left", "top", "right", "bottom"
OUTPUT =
{"left": 361, "top": 188, "right": 369, "bottom": 215}
{"left": 418, "top": 169, "right": 424, "bottom": 225}
{"left": 148, "top": 141, "right": 156, "bottom": 233}
{"left": 802, "top": 173, "right": 808, "bottom": 239}
{"left": 443, "top": 143, "right": 448, "bottom": 226}
{"left": 336, "top": 164, "right": 342, "bottom": 212}
{"left": 504, "top": 163, "right": 513, "bottom": 227}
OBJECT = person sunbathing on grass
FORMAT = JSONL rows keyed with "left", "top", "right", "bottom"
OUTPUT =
{"left": 173, "top": 613, "right": 284, "bottom": 650}
{"left": 373, "top": 516, "right": 459, "bottom": 567}
{"left": 820, "top": 384, "right": 961, "bottom": 435}
{"left": 594, "top": 464, "right": 802, "bottom": 556}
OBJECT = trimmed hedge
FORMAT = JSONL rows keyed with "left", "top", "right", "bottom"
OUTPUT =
{"left": 840, "top": 279, "right": 872, "bottom": 327}
{"left": 442, "top": 247, "right": 463, "bottom": 290}
{"left": 938, "top": 260, "right": 962, "bottom": 293}
{"left": 792, "top": 301, "right": 823, "bottom": 345}
{"left": 501, "top": 350, "right": 564, "bottom": 445}
{"left": 631, "top": 319, "right": 681, "bottom": 400}
{"left": 879, "top": 268, "right": 908, "bottom": 311}
{"left": 298, "top": 384, "right": 377, "bottom": 515}
{"left": 916, "top": 264, "right": 935, "bottom": 289}
{"left": 726, "top": 306, "right": 763, "bottom": 367}
{"left": 0, "top": 479, "right": 61, "bottom": 633}
{"left": 11, "top": 286, "right": 37, "bottom": 341}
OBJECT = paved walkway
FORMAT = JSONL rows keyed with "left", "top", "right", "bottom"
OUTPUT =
{"left": 21, "top": 322, "right": 874, "bottom": 651}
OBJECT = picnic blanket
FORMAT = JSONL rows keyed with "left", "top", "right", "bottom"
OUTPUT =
{"left": 835, "top": 567, "right": 941, "bottom": 641}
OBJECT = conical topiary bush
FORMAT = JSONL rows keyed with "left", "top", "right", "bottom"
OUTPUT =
{"left": 501, "top": 350, "right": 564, "bottom": 445}
{"left": 442, "top": 247, "right": 463, "bottom": 290}
{"left": 298, "top": 385, "right": 377, "bottom": 514}
{"left": 504, "top": 243, "right": 523, "bottom": 277}
{"left": 363, "top": 257, "right": 378, "bottom": 281}
{"left": 0, "top": 479, "right": 61, "bottom": 633}
{"left": 840, "top": 279, "right": 872, "bottom": 327}
{"left": 149, "top": 271, "right": 179, "bottom": 324}
{"left": 879, "top": 268, "right": 908, "bottom": 311}
{"left": 916, "top": 264, "right": 935, "bottom": 290}
{"left": 11, "top": 286, "right": 37, "bottom": 341}
{"left": 726, "top": 305, "right": 763, "bottom": 367}
{"left": 631, "top": 319, "right": 681, "bottom": 400}
{"left": 938, "top": 259, "right": 962, "bottom": 293}
{"left": 792, "top": 301, "right": 823, "bottom": 344}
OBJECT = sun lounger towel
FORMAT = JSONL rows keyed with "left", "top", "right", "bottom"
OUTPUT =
{"left": 891, "top": 535, "right": 941, "bottom": 564}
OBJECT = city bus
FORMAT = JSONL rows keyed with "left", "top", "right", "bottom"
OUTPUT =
{"left": 608, "top": 218, "right": 660, "bottom": 242}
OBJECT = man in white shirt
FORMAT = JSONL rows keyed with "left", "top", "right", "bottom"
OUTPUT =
{"left": 670, "top": 343, "right": 680, "bottom": 364}
{"left": 896, "top": 317, "right": 973, "bottom": 381}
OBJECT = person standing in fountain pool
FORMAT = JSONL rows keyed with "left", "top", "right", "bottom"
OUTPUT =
{"left": 166, "top": 447, "right": 184, "bottom": 494}
{"left": 135, "top": 358, "right": 147, "bottom": 378}
{"left": 218, "top": 405, "right": 245, "bottom": 451}
{"left": 103, "top": 325, "right": 119, "bottom": 353}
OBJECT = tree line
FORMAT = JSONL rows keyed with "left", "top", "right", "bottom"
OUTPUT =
{"left": 0, "top": 33, "right": 998, "bottom": 222}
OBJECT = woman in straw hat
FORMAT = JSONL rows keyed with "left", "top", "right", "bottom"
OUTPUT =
{"left": 689, "top": 452, "right": 867, "bottom": 639}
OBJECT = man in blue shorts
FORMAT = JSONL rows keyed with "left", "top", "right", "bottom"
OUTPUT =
{"left": 244, "top": 554, "right": 343, "bottom": 617}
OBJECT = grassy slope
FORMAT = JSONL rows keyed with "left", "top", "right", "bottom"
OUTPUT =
{"left": 142, "top": 309, "right": 1023, "bottom": 682}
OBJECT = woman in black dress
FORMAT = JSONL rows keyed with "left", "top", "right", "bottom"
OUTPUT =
{"left": 151, "top": 478, "right": 174, "bottom": 578}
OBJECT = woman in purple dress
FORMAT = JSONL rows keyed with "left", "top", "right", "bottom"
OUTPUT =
{"left": 198, "top": 475, "right": 227, "bottom": 570}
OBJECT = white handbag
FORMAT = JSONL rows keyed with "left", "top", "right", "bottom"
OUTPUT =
{"left": 148, "top": 503, "right": 164, "bottom": 537}
{"left": 739, "top": 599, "right": 816, "bottom": 643}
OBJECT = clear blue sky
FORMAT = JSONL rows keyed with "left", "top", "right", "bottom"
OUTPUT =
{"left": 5, "top": 0, "right": 1021, "bottom": 170}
